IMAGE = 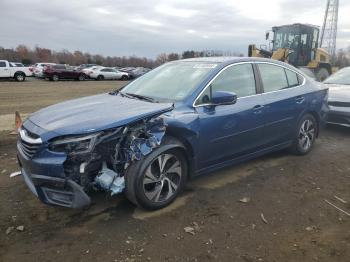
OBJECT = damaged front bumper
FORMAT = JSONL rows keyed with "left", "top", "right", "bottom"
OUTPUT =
{"left": 17, "top": 148, "right": 91, "bottom": 208}
{"left": 16, "top": 114, "right": 168, "bottom": 208}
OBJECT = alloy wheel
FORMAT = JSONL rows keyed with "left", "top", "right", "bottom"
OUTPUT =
{"left": 142, "top": 153, "right": 182, "bottom": 203}
{"left": 298, "top": 119, "right": 315, "bottom": 151}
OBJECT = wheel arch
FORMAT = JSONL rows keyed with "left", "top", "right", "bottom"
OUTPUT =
{"left": 163, "top": 130, "right": 196, "bottom": 177}
{"left": 14, "top": 71, "right": 25, "bottom": 76}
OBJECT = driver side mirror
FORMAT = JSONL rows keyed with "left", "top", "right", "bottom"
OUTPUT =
{"left": 211, "top": 91, "right": 237, "bottom": 106}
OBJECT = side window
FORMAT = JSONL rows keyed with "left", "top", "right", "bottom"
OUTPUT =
{"left": 258, "top": 64, "right": 289, "bottom": 92}
{"left": 101, "top": 69, "right": 108, "bottom": 72}
{"left": 196, "top": 64, "right": 256, "bottom": 105}
{"left": 285, "top": 69, "right": 300, "bottom": 87}
{"left": 0, "top": 62, "right": 7, "bottom": 67}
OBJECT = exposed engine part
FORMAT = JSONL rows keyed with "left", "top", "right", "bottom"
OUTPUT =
{"left": 95, "top": 162, "right": 125, "bottom": 195}
{"left": 62, "top": 114, "right": 167, "bottom": 196}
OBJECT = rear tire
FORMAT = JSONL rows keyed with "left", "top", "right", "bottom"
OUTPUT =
{"left": 78, "top": 74, "right": 85, "bottom": 81}
{"left": 97, "top": 75, "right": 104, "bottom": 81}
{"left": 315, "top": 67, "right": 330, "bottom": 82}
{"left": 14, "top": 73, "right": 25, "bottom": 82}
{"left": 125, "top": 137, "right": 188, "bottom": 210}
{"left": 290, "top": 114, "right": 318, "bottom": 155}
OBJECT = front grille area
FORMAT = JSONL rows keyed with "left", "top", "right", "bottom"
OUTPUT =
{"left": 19, "top": 139, "right": 41, "bottom": 158}
{"left": 18, "top": 128, "right": 42, "bottom": 159}
{"left": 328, "top": 101, "right": 350, "bottom": 107}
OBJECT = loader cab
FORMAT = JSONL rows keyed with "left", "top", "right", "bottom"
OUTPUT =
{"left": 272, "top": 24, "right": 319, "bottom": 67}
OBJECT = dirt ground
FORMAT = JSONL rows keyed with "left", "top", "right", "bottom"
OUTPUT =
{"left": 0, "top": 79, "right": 350, "bottom": 262}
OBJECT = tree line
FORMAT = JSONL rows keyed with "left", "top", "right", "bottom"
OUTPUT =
{"left": 1, "top": 44, "right": 349, "bottom": 68}
{"left": 0, "top": 45, "right": 243, "bottom": 68}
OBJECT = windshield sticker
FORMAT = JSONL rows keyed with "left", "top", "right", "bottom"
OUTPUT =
{"left": 193, "top": 64, "right": 217, "bottom": 69}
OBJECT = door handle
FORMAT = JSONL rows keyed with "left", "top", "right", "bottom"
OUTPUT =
{"left": 295, "top": 96, "right": 305, "bottom": 104}
{"left": 253, "top": 105, "right": 264, "bottom": 114}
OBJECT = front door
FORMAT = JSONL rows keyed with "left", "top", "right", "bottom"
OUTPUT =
{"left": 194, "top": 63, "right": 265, "bottom": 170}
{"left": 0, "top": 61, "right": 10, "bottom": 77}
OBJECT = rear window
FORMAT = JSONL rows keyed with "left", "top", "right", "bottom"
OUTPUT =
{"left": 258, "top": 64, "right": 289, "bottom": 92}
{"left": 285, "top": 69, "right": 300, "bottom": 87}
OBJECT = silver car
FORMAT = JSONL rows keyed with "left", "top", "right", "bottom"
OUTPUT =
{"left": 323, "top": 67, "right": 350, "bottom": 127}
{"left": 89, "top": 67, "right": 129, "bottom": 81}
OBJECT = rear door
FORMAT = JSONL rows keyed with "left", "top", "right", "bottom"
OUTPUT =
{"left": 195, "top": 63, "right": 265, "bottom": 169}
{"left": 257, "top": 63, "right": 305, "bottom": 146}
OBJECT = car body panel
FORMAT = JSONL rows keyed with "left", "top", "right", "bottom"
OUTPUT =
{"left": 28, "top": 93, "right": 174, "bottom": 135}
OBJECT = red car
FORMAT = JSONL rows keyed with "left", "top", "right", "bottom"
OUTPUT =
{"left": 43, "top": 64, "right": 87, "bottom": 81}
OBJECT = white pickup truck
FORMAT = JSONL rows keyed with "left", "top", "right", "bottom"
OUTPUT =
{"left": 0, "top": 60, "right": 32, "bottom": 81}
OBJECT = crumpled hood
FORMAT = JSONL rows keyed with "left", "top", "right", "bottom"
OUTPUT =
{"left": 28, "top": 93, "right": 173, "bottom": 135}
{"left": 326, "top": 84, "right": 350, "bottom": 102}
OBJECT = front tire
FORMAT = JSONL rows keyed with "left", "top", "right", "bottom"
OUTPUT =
{"left": 52, "top": 74, "right": 59, "bottom": 81}
{"left": 121, "top": 75, "right": 128, "bottom": 81}
{"left": 125, "top": 139, "right": 188, "bottom": 210}
{"left": 290, "top": 114, "right": 318, "bottom": 155}
{"left": 97, "top": 75, "right": 104, "bottom": 81}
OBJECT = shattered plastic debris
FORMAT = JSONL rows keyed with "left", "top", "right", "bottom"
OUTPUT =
{"left": 184, "top": 226, "right": 195, "bottom": 235}
{"left": 239, "top": 197, "right": 250, "bottom": 203}
{"left": 16, "top": 225, "right": 24, "bottom": 231}
{"left": 95, "top": 162, "right": 125, "bottom": 195}
{"left": 9, "top": 171, "right": 22, "bottom": 178}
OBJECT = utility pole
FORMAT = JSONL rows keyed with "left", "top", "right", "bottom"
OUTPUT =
{"left": 320, "top": 0, "right": 339, "bottom": 58}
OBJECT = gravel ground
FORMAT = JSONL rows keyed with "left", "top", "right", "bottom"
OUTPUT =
{"left": 0, "top": 79, "right": 349, "bottom": 262}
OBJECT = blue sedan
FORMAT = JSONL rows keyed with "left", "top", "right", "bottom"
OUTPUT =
{"left": 17, "top": 57, "right": 329, "bottom": 210}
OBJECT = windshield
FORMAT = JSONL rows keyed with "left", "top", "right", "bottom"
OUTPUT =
{"left": 324, "top": 67, "right": 350, "bottom": 85}
{"left": 121, "top": 62, "right": 217, "bottom": 102}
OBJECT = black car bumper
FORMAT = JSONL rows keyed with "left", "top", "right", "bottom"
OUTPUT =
{"left": 20, "top": 168, "right": 91, "bottom": 208}
{"left": 327, "top": 106, "right": 350, "bottom": 127}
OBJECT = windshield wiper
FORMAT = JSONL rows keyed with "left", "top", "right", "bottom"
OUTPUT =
{"left": 122, "top": 92, "right": 158, "bottom": 103}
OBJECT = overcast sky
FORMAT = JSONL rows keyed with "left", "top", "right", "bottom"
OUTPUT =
{"left": 1, "top": 0, "right": 350, "bottom": 58}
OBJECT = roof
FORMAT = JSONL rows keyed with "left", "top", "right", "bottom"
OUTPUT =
{"left": 177, "top": 56, "right": 289, "bottom": 65}
{"left": 272, "top": 23, "right": 320, "bottom": 29}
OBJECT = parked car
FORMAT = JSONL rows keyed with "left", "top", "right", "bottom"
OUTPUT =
{"left": 128, "top": 67, "right": 152, "bottom": 79}
{"left": 323, "top": 67, "right": 350, "bottom": 127}
{"left": 43, "top": 64, "right": 87, "bottom": 81}
{"left": 17, "top": 57, "right": 328, "bottom": 210}
{"left": 119, "top": 67, "right": 136, "bottom": 73}
{"left": 10, "top": 62, "right": 25, "bottom": 67}
{"left": 10, "top": 62, "right": 33, "bottom": 76}
{"left": 76, "top": 64, "right": 98, "bottom": 71}
{"left": 0, "top": 60, "right": 32, "bottom": 81}
{"left": 87, "top": 67, "right": 129, "bottom": 80}
{"left": 33, "top": 63, "right": 56, "bottom": 78}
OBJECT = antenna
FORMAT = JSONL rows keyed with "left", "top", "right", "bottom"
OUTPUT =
{"left": 320, "top": 0, "right": 339, "bottom": 58}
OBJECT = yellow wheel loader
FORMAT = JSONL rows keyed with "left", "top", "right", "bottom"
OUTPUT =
{"left": 248, "top": 23, "right": 332, "bottom": 81}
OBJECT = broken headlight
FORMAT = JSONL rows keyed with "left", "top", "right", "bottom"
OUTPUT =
{"left": 48, "top": 133, "right": 100, "bottom": 154}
